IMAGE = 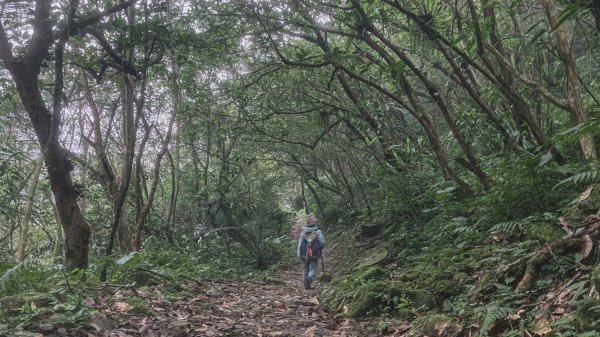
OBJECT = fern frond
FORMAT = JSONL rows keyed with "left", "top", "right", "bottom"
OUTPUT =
{"left": 0, "top": 260, "right": 27, "bottom": 291}
{"left": 452, "top": 226, "right": 476, "bottom": 234}
{"left": 0, "top": 256, "right": 51, "bottom": 292}
{"left": 479, "top": 305, "right": 512, "bottom": 337}
{"left": 488, "top": 222, "right": 522, "bottom": 234}
{"left": 554, "top": 170, "right": 599, "bottom": 189}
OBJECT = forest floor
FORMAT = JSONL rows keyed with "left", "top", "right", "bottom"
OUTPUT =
{"left": 39, "top": 267, "right": 407, "bottom": 337}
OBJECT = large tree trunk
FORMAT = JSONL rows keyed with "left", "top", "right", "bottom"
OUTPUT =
{"left": 15, "top": 157, "right": 44, "bottom": 262}
{"left": 0, "top": 0, "right": 138, "bottom": 271}
{"left": 2, "top": 4, "right": 91, "bottom": 267}
{"left": 9, "top": 64, "right": 91, "bottom": 269}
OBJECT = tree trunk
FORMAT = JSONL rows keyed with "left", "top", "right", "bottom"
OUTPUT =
{"left": 134, "top": 123, "right": 152, "bottom": 237}
{"left": 0, "top": 0, "right": 137, "bottom": 270}
{"left": 15, "top": 157, "right": 44, "bottom": 262}
{"left": 43, "top": 188, "right": 63, "bottom": 258}
{"left": 8, "top": 64, "right": 91, "bottom": 269}
{"left": 301, "top": 179, "right": 309, "bottom": 213}
{"left": 133, "top": 102, "right": 178, "bottom": 251}
{"left": 541, "top": 0, "right": 597, "bottom": 159}
{"left": 305, "top": 180, "right": 325, "bottom": 220}
{"left": 166, "top": 0, "right": 180, "bottom": 231}
{"left": 166, "top": 146, "right": 179, "bottom": 228}
{"left": 362, "top": 25, "right": 491, "bottom": 190}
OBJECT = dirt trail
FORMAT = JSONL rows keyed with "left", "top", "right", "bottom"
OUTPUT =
{"left": 79, "top": 268, "right": 406, "bottom": 337}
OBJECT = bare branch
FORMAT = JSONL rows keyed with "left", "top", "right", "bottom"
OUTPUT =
{"left": 76, "top": 0, "right": 138, "bottom": 29}
{"left": 83, "top": 27, "right": 140, "bottom": 78}
{"left": 484, "top": 43, "right": 570, "bottom": 111}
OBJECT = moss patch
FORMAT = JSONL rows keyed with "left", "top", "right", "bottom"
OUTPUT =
{"left": 522, "top": 218, "right": 563, "bottom": 242}
{"left": 354, "top": 248, "right": 388, "bottom": 270}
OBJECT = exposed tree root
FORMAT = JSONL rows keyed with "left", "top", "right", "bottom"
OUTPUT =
{"left": 515, "top": 237, "right": 584, "bottom": 292}
{"left": 475, "top": 216, "right": 600, "bottom": 296}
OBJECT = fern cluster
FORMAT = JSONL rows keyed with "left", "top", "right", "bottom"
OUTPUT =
{"left": 488, "top": 222, "right": 523, "bottom": 234}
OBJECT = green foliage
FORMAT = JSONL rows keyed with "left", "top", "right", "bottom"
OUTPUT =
{"left": 321, "top": 266, "right": 425, "bottom": 317}
{"left": 556, "top": 169, "right": 599, "bottom": 187}
{"left": 0, "top": 259, "right": 56, "bottom": 294}
{"left": 0, "top": 266, "right": 94, "bottom": 331}
{"left": 522, "top": 214, "right": 564, "bottom": 242}
{"left": 475, "top": 154, "right": 573, "bottom": 225}
{"left": 123, "top": 296, "right": 153, "bottom": 316}
{"left": 409, "top": 314, "right": 454, "bottom": 337}
{"left": 544, "top": 296, "right": 600, "bottom": 336}
{"left": 488, "top": 221, "right": 523, "bottom": 235}
{"left": 477, "top": 303, "right": 513, "bottom": 337}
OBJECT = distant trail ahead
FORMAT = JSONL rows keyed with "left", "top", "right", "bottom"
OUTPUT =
{"left": 85, "top": 268, "right": 406, "bottom": 337}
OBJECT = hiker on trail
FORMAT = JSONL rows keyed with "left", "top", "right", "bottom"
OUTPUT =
{"left": 297, "top": 214, "right": 325, "bottom": 290}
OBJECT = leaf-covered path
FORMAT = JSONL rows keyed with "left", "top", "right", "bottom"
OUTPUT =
{"left": 81, "top": 268, "right": 406, "bottom": 337}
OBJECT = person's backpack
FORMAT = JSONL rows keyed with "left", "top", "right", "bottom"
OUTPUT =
{"left": 300, "top": 231, "right": 321, "bottom": 260}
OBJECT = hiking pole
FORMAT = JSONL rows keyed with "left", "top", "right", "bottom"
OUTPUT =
{"left": 320, "top": 250, "right": 325, "bottom": 273}
{"left": 319, "top": 250, "right": 332, "bottom": 283}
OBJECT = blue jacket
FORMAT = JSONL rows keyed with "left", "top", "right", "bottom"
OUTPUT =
{"left": 297, "top": 225, "right": 325, "bottom": 258}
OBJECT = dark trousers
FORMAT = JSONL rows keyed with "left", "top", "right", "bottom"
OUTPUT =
{"left": 303, "top": 258, "right": 318, "bottom": 288}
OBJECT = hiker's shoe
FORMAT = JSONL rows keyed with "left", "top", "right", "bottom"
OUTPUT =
{"left": 304, "top": 279, "right": 311, "bottom": 290}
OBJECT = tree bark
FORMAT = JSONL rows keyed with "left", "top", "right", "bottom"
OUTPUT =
{"left": 3, "top": 52, "right": 91, "bottom": 270}
{"left": 541, "top": 0, "right": 597, "bottom": 159}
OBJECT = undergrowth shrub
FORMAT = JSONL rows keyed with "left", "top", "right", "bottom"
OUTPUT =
{"left": 475, "top": 153, "right": 574, "bottom": 225}
{"left": 321, "top": 266, "right": 429, "bottom": 317}
{"left": 369, "top": 163, "right": 437, "bottom": 225}
{"left": 0, "top": 242, "right": 295, "bottom": 334}
{"left": 0, "top": 264, "right": 94, "bottom": 332}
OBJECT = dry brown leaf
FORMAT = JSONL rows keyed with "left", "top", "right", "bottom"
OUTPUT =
{"left": 533, "top": 317, "right": 552, "bottom": 335}
{"left": 186, "top": 295, "right": 210, "bottom": 306}
{"left": 579, "top": 187, "right": 593, "bottom": 203}
{"left": 556, "top": 288, "right": 573, "bottom": 303}
{"left": 308, "top": 297, "right": 320, "bottom": 306}
{"left": 13, "top": 332, "right": 43, "bottom": 337}
{"left": 582, "top": 235, "right": 593, "bottom": 259}
{"left": 559, "top": 217, "right": 573, "bottom": 234}
{"left": 435, "top": 321, "right": 450, "bottom": 334}
{"left": 507, "top": 311, "right": 522, "bottom": 321}
{"left": 303, "top": 325, "right": 318, "bottom": 337}
{"left": 112, "top": 302, "right": 132, "bottom": 312}
{"left": 139, "top": 322, "right": 153, "bottom": 334}
{"left": 272, "top": 300, "right": 287, "bottom": 309}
